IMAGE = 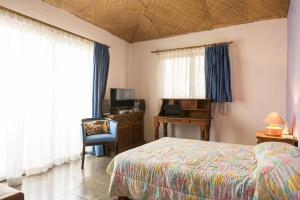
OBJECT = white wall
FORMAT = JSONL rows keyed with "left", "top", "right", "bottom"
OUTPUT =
{"left": 287, "top": 0, "right": 300, "bottom": 143}
{"left": 0, "top": 1, "right": 288, "bottom": 145}
{"left": 127, "top": 19, "right": 287, "bottom": 145}
{"left": 0, "top": 0, "right": 130, "bottom": 99}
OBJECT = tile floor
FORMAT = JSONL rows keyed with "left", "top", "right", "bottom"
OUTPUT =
{"left": 11, "top": 155, "right": 113, "bottom": 200}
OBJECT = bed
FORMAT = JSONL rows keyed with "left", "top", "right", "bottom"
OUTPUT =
{"left": 106, "top": 137, "right": 300, "bottom": 200}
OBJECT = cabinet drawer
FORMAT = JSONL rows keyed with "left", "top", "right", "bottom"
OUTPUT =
{"left": 112, "top": 115, "right": 143, "bottom": 124}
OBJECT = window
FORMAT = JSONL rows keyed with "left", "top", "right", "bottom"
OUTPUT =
{"left": 160, "top": 48, "right": 206, "bottom": 98}
{"left": 0, "top": 8, "right": 93, "bottom": 182}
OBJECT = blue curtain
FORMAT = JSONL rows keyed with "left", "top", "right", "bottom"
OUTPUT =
{"left": 205, "top": 44, "right": 232, "bottom": 102}
{"left": 92, "top": 42, "right": 110, "bottom": 156}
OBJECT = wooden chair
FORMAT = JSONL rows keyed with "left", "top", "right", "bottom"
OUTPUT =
{"left": 81, "top": 118, "right": 118, "bottom": 169}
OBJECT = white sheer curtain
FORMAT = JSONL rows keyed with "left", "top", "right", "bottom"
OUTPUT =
{"left": 0, "top": 8, "right": 93, "bottom": 186}
{"left": 160, "top": 48, "right": 206, "bottom": 98}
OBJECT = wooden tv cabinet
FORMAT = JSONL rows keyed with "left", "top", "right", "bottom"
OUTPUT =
{"left": 108, "top": 112, "right": 145, "bottom": 153}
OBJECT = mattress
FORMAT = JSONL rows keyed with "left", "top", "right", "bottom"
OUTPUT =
{"left": 107, "top": 137, "right": 300, "bottom": 200}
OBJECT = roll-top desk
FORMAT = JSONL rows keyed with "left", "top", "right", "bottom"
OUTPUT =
{"left": 154, "top": 99, "right": 211, "bottom": 140}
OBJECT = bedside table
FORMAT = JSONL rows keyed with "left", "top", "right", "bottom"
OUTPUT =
{"left": 256, "top": 131, "right": 298, "bottom": 147}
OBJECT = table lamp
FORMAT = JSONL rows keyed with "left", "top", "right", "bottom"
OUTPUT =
{"left": 264, "top": 112, "right": 285, "bottom": 136}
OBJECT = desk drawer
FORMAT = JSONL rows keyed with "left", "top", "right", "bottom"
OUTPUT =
{"left": 168, "top": 118, "right": 191, "bottom": 124}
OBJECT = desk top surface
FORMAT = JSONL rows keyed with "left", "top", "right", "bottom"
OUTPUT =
{"left": 155, "top": 116, "right": 211, "bottom": 120}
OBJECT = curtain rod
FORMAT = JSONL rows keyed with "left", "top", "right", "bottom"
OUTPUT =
{"left": 151, "top": 41, "right": 233, "bottom": 54}
{"left": 0, "top": 6, "right": 110, "bottom": 48}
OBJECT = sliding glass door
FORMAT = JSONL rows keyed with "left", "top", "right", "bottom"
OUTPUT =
{"left": 0, "top": 8, "right": 93, "bottom": 185}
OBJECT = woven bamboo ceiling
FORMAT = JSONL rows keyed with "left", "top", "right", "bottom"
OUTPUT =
{"left": 43, "top": 0, "right": 290, "bottom": 43}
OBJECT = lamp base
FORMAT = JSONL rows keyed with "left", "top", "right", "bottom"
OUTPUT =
{"left": 265, "top": 127, "right": 282, "bottom": 136}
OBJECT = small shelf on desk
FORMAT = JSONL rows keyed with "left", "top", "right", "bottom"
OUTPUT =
{"left": 182, "top": 108, "right": 209, "bottom": 111}
{"left": 162, "top": 99, "right": 211, "bottom": 110}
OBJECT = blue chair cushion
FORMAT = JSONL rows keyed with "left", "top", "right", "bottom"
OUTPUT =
{"left": 85, "top": 133, "right": 116, "bottom": 144}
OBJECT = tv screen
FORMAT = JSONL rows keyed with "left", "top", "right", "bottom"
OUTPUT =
{"left": 110, "top": 88, "right": 135, "bottom": 108}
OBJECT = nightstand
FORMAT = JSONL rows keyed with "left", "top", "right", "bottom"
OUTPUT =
{"left": 256, "top": 131, "right": 298, "bottom": 147}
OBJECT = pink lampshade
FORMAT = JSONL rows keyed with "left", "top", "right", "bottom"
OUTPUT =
{"left": 264, "top": 112, "right": 285, "bottom": 125}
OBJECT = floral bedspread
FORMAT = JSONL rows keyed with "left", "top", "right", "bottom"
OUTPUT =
{"left": 106, "top": 137, "right": 300, "bottom": 200}
{"left": 253, "top": 142, "right": 300, "bottom": 200}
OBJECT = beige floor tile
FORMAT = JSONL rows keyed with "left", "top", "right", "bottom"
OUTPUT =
{"left": 56, "top": 193, "right": 88, "bottom": 200}
{"left": 10, "top": 156, "right": 113, "bottom": 200}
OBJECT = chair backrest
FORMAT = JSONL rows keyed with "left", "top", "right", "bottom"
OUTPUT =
{"left": 81, "top": 118, "right": 118, "bottom": 141}
{"left": 81, "top": 117, "right": 105, "bottom": 124}
{"left": 81, "top": 118, "right": 104, "bottom": 141}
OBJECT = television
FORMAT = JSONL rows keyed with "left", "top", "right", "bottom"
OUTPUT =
{"left": 110, "top": 88, "right": 135, "bottom": 108}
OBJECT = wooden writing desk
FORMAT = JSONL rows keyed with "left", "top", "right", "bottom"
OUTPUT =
{"left": 154, "top": 99, "right": 211, "bottom": 141}
{"left": 154, "top": 116, "right": 210, "bottom": 140}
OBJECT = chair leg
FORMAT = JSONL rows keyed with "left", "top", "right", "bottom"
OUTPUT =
{"left": 115, "top": 142, "right": 118, "bottom": 155}
{"left": 81, "top": 144, "right": 86, "bottom": 170}
{"left": 105, "top": 144, "right": 109, "bottom": 157}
